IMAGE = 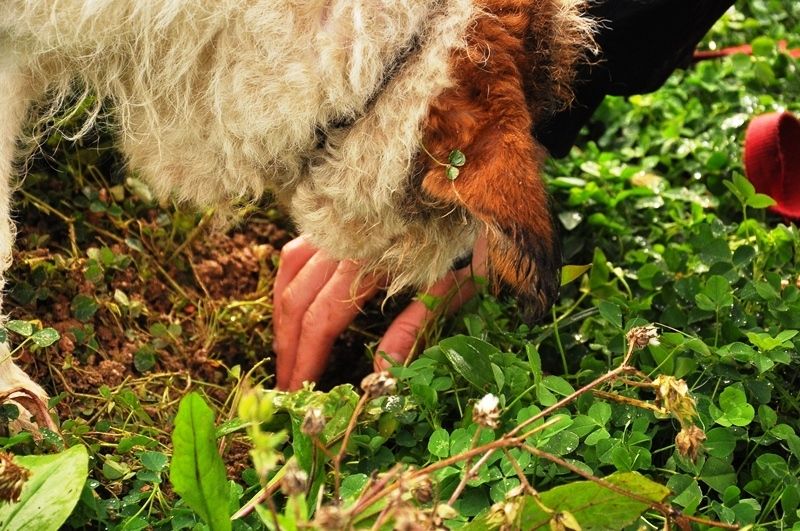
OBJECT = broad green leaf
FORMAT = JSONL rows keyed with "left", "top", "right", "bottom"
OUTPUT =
{"left": 713, "top": 387, "right": 755, "bottom": 427}
{"left": 585, "top": 428, "right": 610, "bottom": 446}
{"left": 746, "top": 193, "right": 776, "bottom": 209}
{"left": 588, "top": 402, "right": 612, "bottom": 426}
{"left": 732, "top": 499, "right": 760, "bottom": 525}
{"left": 4, "top": 321, "right": 33, "bottom": 338}
{"left": 732, "top": 173, "right": 756, "bottom": 200}
{"left": 0, "top": 445, "right": 88, "bottom": 531}
{"left": 754, "top": 453, "right": 789, "bottom": 484}
{"left": 71, "top": 294, "right": 99, "bottom": 322}
{"left": 700, "top": 457, "right": 737, "bottom": 493}
{"left": 428, "top": 429, "right": 450, "bottom": 458}
{"left": 751, "top": 36, "right": 776, "bottom": 57}
{"left": 340, "top": 474, "right": 369, "bottom": 504}
{"left": 169, "top": 393, "right": 231, "bottom": 531}
{"left": 696, "top": 275, "right": 733, "bottom": 311}
{"left": 540, "top": 430, "right": 580, "bottom": 456}
{"left": 514, "top": 472, "right": 670, "bottom": 530}
{"left": 746, "top": 330, "right": 797, "bottom": 352}
{"left": 561, "top": 264, "right": 591, "bottom": 286}
{"left": 667, "top": 474, "right": 702, "bottom": 512}
{"left": 705, "top": 427, "right": 737, "bottom": 458}
{"left": 541, "top": 376, "right": 574, "bottom": 398}
{"left": 138, "top": 451, "right": 169, "bottom": 472}
{"left": 439, "top": 336, "right": 497, "bottom": 391}
{"left": 30, "top": 328, "right": 60, "bottom": 348}
{"left": 598, "top": 300, "right": 622, "bottom": 328}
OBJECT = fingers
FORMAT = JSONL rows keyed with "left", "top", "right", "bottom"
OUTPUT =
{"left": 274, "top": 249, "right": 340, "bottom": 389}
{"left": 273, "top": 236, "right": 317, "bottom": 311}
{"left": 374, "top": 235, "right": 488, "bottom": 371}
{"left": 286, "top": 261, "right": 381, "bottom": 390}
{"left": 374, "top": 270, "right": 474, "bottom": 372}
{"left": 274, "top": 234, "right": 490, "bottom": 389}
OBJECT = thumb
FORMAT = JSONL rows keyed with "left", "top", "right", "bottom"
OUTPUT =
{"left": 375, "top": 233, "right": 488, "bottom": 372}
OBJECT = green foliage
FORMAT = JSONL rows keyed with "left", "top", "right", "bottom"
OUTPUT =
{"left": 0, "top": 446, "right": 88, "bottom": 531}
{"left": 467, "top": 472, "right": 670, "bottom": 530}
{"left": 170, "top": 393, "right": 232, "bottom": 531}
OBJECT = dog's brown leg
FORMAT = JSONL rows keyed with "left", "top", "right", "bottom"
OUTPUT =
{"left": 419, "top": 13, "right": 561, "bottom": 321}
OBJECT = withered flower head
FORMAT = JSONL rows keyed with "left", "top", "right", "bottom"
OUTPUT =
{"left": 550, "top": 510, "right": 581, "bottom": 531}
{"left": 361, "top": 371, "right": 397, "bottom": 398}
{"left": 301, "top": 407, "right": 326, "bottom": 437}
{"left": 393, "top": 504, "right": 429, "bottom": 531}
{"left": 429, "top": 503, "right": 458, "bottom": 529}
{"left": 0, "top": 452, "right": 29, "bottom": 503}
{"left": 626, "top": 325, "right": 660, "bottom": 350}
{"left": 280, "top": 461, "right": 308, "bottom": 497}
{"left": 653, "top": 375, "right": 699, "bottom": 425}
{"left": 314, "top": 504, "right": 348, "bottom": 530}
{"left": 487, "top": 498, "right": 523, "bottom": 529}
{"left": 412, "top": 475, "right": 434, "bottom": 504}
{"left": 473, "top": 393, "right": 501, "bottom": 429}
{"left": 675, "top": 425, "right": 707, "bottom": 462}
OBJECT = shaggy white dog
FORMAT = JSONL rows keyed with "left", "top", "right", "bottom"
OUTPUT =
{"left": 0, "top": 0, "right": 591, "bottom": 423}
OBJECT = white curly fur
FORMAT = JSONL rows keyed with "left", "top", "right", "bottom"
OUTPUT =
{"left": 0, "top": 0, "right": 596, "bottom": 403}
{"left": 1, "top": 0, "right": 485, "bottom": 299}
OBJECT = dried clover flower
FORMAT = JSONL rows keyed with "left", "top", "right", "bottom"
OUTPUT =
{"left": 394, "top": 504, "right": 429, "bottom": 531}
{"left": 361, "top": 371, "right": 397, "bottom": 398}
{"left": 314, "top": 504, "right": 348, "bottom": 530}
{"left": 551, "top": 510, "right": 581, "bottom": 531}
{"left": 626, "top": 325, "right": 660, "bottom": 350}
{"left": 412, "top": 476, "right": 434, "bottom": 504}
{"left": 653, "top": 375, "right": 698, "bottom": 425}
{"left": 301, "top": 407, "right": 326, "bottom": 437}
{"left": 675, "top": 425, "right": 707, "bottom": 462}
{"left": 280, "top": 462, "right": 308, "bottom": 497}
{"left": 473, "top": 393, "right": 501, "bottom": 429}
{"left": 487, "top": 498, "right": 523, "bottom": 529}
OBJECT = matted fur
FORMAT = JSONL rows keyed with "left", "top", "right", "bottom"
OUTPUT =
{"left": 0, "top": 1, "right": 593, "bottom": 352}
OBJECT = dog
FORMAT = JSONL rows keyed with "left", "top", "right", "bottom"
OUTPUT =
{"left": 0, "top": 0, "right": 593, "bottom": 421}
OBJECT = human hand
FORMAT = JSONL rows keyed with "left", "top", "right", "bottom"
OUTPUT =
{"left": 272, "top": 235, "right": 487, "bottom": 390}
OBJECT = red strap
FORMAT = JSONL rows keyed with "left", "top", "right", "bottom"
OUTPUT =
{"left": 694, "top": 40, "right": 800, "bottom": 61}
{"left": 744, "top": 112, "right": 800, "bottom": 218}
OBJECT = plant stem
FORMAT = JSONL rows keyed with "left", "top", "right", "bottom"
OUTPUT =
{"left": 332, "top": 393, "right": 369, "bottom": 502}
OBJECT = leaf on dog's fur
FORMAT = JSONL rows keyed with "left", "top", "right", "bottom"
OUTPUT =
{"left": 448, "top": 150, "right": 466, "bottom": 167}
